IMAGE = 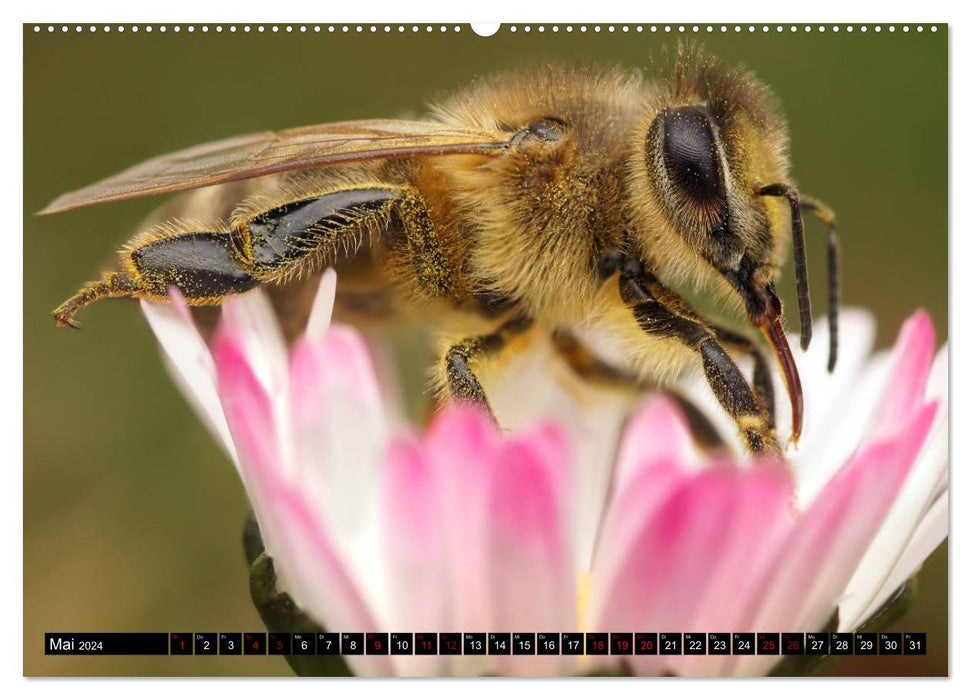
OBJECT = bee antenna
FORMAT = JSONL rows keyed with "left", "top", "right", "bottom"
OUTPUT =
{"left": 825, "top": 222, "right": 840, "bottom": 371}
{"left": 800, "top": 196, "right": 840, "bottom": 372}
{"left": 758, "top": 183, "right": 813, "bottom": 353}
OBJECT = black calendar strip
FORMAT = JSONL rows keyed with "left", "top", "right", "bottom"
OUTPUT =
{"left": 45, "top": 633, "right": 169, "bottom": 655}
{"left": 45, "top": 631, "right": 927, "bottom": 656}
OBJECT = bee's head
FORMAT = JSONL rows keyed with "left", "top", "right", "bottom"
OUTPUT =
{"left": 631, "top": 54, "right": 796, "bottom": 325}
{"left": 645, "top": 102, "right": 793, "bottom": 316}
{"left": 627, "top": 51, "right": 833, "bottom": 439}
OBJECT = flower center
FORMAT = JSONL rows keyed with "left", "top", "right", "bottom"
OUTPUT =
{"left": 576, "top": 569, "right": 592, "bottom": 632}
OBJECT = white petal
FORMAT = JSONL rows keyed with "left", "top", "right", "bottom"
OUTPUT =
{"left": 784, "top": 310, "right": 882, "bottom": 499}
{"left": 305, "top": 267, "right": 337, "bottom": 341}
{"left": 925, "top": 346, "right": 950, "bottom": 504}
{"left": 838, "top": 345, "right": 949, "bottom": 630}
{"left": 140, "top": 298, "right": 239, "bottom": 466}
{"left": 855, "top": 492, "right": 947, "bottom": 628}
{"left": 792, "top": 351, "right": 893, "bottom": 505}
{"left": 675, "top": 310, "right": 878, "bottom": 461}
{"left": 790, "top": 309, "right": 877, "bottom": 448}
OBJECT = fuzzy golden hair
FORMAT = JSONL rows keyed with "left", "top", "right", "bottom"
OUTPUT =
{"left": 421, "top": 53, "right": 792, "bottom": 329}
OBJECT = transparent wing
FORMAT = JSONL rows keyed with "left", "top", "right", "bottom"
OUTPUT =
{"left": 41, "top": 119, "right": 510, "bottom": 214}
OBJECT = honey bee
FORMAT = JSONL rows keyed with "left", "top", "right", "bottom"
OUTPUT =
{"left": 44, "top": 49, "right": 839, "bottom": 455}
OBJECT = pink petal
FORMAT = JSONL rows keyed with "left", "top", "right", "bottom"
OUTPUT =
{"left": 480, "top": 329, "right": 636, "bottom": 574}
{"left": 288, "top": 323, "right": 388, "bottom": 541}
{"left": 868, "top": 310, "right": 935, "bottom": 440}
{"left": 613, "top": 395, "right": 699, "bottom": 491}
{"left": 425, "top": 404, "right": 501, "bottom": 470}
{"left": 592, "top": 467, "right": 749, "bottom": 676}
{"left": 840, "top": 345, "right": 947, "bottom": 629}
{"left": 403, "top": 406, "right": 573, "bottom": 676}
{"left": 384, "top": 439, "right": 441, "bottom": 556}
{"left": 218, "top": 289, "right": 289, "bottom": 398}
{"left": 732, "top": 403, "right": 936, "bottom": 675}
{"left": 291, "top": 323, "right": 384, "bottom": 416}
{"left": 380, "top": 439, "right": 448, "bottom": 676}
{"left": 589, "top": 397, "right": 706, "bottom": 639}
{"left": 669, "top": 465, "right": 794, "bottom": 677}
{"left": 486, "top": 425, "right": 573, "bottom": 675}
{"left": 213, "top": 333, "right": 390, "bottom": 676}
{"left": 421, "top": 406, "right": 499, "bottom": 676}
{"left": 288, "top": 324, "right": 387, "bottom": 471}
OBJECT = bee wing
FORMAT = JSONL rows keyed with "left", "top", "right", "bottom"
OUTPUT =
{"left": 40, "top": 119, "right": 510, "bottom": 215}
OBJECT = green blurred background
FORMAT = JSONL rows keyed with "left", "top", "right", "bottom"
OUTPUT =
{"left": 24, "top": 24, "right": 947, "bottom": 676}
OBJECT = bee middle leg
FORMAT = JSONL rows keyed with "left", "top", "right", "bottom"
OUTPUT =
{"left": 442, "top": 313, "right": 532, "bottom": 422}
{"left": 557, "top": 320, "right": 777, "bottom": 431}
{"left": 618, "top": 259, "right": 780, "bottom": 455}
{"left": 551, "top": 329, "right": 728, "bottom": 450}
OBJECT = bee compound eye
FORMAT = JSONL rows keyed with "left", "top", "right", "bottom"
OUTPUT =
{"left": 657, "top": 106, "right": 726, "bottom": 205}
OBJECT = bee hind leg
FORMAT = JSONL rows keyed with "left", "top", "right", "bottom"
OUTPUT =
{"left": 53, "top": 229, "right": 259, "bottom": 329}
{"left": 53, "top": 272, "right": 139, "bottom": 329}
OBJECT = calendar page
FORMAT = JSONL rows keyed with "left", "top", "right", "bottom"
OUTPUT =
{"left": 23, "top": 17, "right": 948, "bottom": 680}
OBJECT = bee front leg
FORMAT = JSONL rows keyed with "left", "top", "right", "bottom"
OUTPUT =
{"left": 618, "top": 260, "right": 781, "bottom": 455}
{"left": 707, "top": 325, "right": 777, "bottom": 430}
{"left": 441, "top": 313, "right": 532, "bottom": 422}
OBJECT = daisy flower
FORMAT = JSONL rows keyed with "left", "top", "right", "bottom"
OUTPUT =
{"left": 140, "top": 270, "right": 947, "bottom": 676}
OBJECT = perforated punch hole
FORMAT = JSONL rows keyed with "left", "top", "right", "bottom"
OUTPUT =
{"left": 29, "top": 21, "right": 943, "bottom": 38}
